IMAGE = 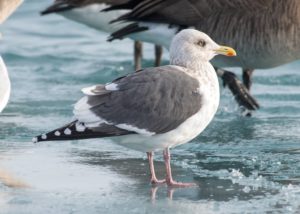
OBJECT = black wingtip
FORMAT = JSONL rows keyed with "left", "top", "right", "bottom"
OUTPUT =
{"left": 40, "top": 9, "right": 53, "bottom": 16}
{"left": 102, "top": 4, "right": 126, "bottom": 12}
{"left": 107, "top": 36, "right": 115, "bottom": 42}
{"left": 102, "top": 0, "right": 142, "bottom": 12}
{"left": 217, "top": 69, "right": 260, "bottom": 112}
{"left": 32, "top": 121, "right": 78, "bottom": 143}
{"left": 109, "top": 23, "right": 148, "bottom": 41}
{"left": 33, "top": 121, "right": 134, "bottom": 143}
{"left": 40, "top": 4, "right": 74, "bottom": 16}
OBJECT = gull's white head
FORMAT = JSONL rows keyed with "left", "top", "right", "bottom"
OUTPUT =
{"left": 170, "top": 29, "right": 236, "bottom": 67}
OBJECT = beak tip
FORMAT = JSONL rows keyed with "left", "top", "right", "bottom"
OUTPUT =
{"left": 216, "top": 46, "right": 237, "bottom": 57}
{"left": 227, "top": 52, "right": 237, "bottom": 57}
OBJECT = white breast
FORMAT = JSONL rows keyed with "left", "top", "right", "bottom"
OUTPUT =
{"left": 0, "top": 56, "right": 11, "bottom": 112}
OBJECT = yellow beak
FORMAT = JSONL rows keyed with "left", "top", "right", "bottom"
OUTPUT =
{"left": 215, "top": 46, "right": 237, "bottom": 57}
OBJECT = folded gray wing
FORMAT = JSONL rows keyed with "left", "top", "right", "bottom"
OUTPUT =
{"left": 74, "top": 65, "right": 203, "bottom": 135}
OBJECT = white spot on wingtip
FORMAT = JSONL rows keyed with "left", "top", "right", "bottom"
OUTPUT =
{"left": 81, "top": 86, "right": 96, "bottom": 96}
{"left": 54, "top": 131, "right": 61, "bottom": 136}
{"left": 64, "top": 128, "right": 72, "bottom": 135}
{"left": 75, "top": 122, "right": 86, "bottom": 132}
{"left": 105, "top": 83, "right": 119, "bottom": 91}
{"left": 41, "top": 134, "right": 47, "bottom": 140}
{"left": 32, "top": 137, "right": 38, "bottom": 143}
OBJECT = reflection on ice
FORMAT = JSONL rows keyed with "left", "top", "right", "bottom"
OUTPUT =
{"left": 0, "top": 166, "right": 28, "bottom": 188}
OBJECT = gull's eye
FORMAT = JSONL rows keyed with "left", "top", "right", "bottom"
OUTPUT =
{"left": 197, "top": 39, "right": 206, "bottom": 47}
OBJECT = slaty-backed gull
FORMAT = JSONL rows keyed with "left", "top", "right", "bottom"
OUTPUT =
{"left": 0, "top": 0, "right": 23, "bottom": 113}
{"left": 33, "top": 29, "right": 236, "bottom": 187}
{"left": 106, "top": 0, "right": 300, "bottom": 113}
{"left": 41, "top": 0, "right": 163, "bottom": 70}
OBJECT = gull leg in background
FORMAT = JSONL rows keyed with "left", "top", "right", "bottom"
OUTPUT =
{"left": 154, "top": 45, "right": 163, "bottom": 67}
{"left": 241, "top": 68, "right": 257, "bottom": 116}
{"left": 215, "top": 67, "right": 259, "bottom": 116}
{"left": 147, "top": 152, "right": 165, "bottom": 185}
{"left": 242, "top": 69, "right": 255, "bottom": 90}
{"left": 134, "top": 43, "right": 163, "bottom": 70}
{"left": 163, "top": 148, "right": 196, "bottom": 188}
{"left": 134, "top": 41, "right": 143, "bottom": 70}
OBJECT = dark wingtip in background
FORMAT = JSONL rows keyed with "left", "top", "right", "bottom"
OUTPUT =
{"left": 40, "top": 3, "right": 74, "bottom": 16}
{"left": 108, "top": 23, "right": 148, "bottom": 41}
{"left": 216, "top": 69, "right": 260, "bottom": 112}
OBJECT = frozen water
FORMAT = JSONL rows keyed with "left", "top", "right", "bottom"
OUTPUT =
{"left": 0, "top": 0, "right": 300, "bottom": 213}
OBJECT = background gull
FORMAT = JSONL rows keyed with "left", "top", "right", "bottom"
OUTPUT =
{"left": 0, "top": 0, "right": 23, "bottom": 112}
{"left": 41, "top": 0, "right": 164, "bottom": 70}
{"left": 106, "top": 0, "right": 299, "bottom": 114}
{"left": 0, "top": 0, "right": 28, "bottom": 189}
{"left": 33, "top": 29, "right": 236, "bottom": 187}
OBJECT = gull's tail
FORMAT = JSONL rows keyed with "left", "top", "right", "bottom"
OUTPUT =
{"left": 33, "top": 121, "right": 133, "bottom": 143}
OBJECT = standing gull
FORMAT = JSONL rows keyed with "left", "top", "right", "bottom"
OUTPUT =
{"left": 34, "top": 29, "right": 236, "bottom": 187}
{"left": 107, "top": 0, "right": 299, "bottom": 113}
{"left": 41, "top": 0, "right": 163, "bottom": 70}
{"left": 0, "top": 0, "right": 23, "bottom": 113}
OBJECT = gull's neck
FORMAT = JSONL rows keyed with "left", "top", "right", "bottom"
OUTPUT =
{"left": 170, "top": 56, "right": 213, "bottom": 77}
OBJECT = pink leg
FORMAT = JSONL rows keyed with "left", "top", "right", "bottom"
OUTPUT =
{"left": 163, "top": 148, "right": 196, "bottom": 188}
{"left": 147, "top": 152, "right": 166, "bottom": 185}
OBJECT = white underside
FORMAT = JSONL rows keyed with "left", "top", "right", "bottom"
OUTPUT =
{"left": 0, "top": 56, "right": 11, "bottom": 113}
{"left": 59, "top": 3, "right": 129, "bottom": 34}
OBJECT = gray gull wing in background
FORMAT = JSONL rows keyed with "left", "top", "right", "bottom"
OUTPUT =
{"left": 40, "top": 0, "right": 164, "bottom": 71}
{"left": 107, "top": 0, "right": 274, "bottom": 30}
{"left": 40, "top": 0, "right": 129, "bottom": 15}
{"left": 34, "top": 65, "right": 203, "bottom": 142}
